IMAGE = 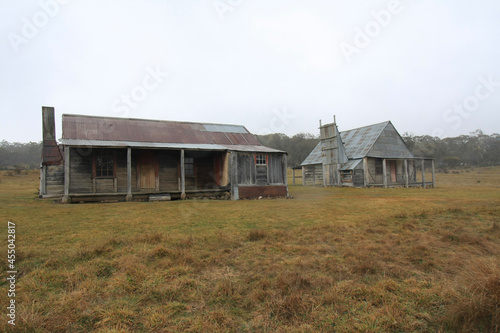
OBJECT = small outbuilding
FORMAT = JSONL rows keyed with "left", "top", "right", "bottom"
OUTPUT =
{"left": 39, "top": 107, "right": 288, "bottom": 202}
{"left": 300, "top": 120, "right": 435, "bottom": 188}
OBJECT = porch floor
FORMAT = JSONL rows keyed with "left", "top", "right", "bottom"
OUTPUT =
{"left": 62, "top": 188, "right": 231, "bottom": 203}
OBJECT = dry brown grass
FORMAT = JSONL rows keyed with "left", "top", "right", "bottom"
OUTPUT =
{"left": 446, "top": 258, "right": 500, "bottom": 332}
{"left": 0, "top": 168, "right": 499, "bottom": 331}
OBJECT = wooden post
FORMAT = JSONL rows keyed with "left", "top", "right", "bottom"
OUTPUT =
{"left": 62, "top": 147, "right": 71, "bottom": 203}
{"left": 40, "top": 165, "right": 46, "bottom": 197}
{"left": 283, "top": 154, "right": 289, "bottom": 197}
{"left": 431, "top": 159, "right": 436, "bottom": 188}
{"left": 292, "top": 168, "right": 296, "bottom": 186}
{"left": 382, "top": 159, "right": 387, "bottom": 188}
{"left": 404, "top": 159, "right": 409, "bottom": 188}
{"left": 126, "top": 148, "right": 132, "bottom": 201}
{"left": 301, "top": 166, "right": 305, "bottom": 186}
{"left": 230, "top": 152, "right": 239, "bottom": 200}
{"left": 421, "top": 159, "right": 426, "bottom": 188}
{"left": 155, "top": 155, "right": 159, "bottom": 192}
{"left": 180, "top": 150, "right": 186, "bottom": 199}
{"left": 363, "top": 157, "right": 369, "bottom": 187}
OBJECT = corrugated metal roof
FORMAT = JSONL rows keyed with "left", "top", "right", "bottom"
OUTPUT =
{"left": 301, "top": 142, "right": 322, "bottom": 166}
{"left": 340, "top": 159, "right": 362, "bottom": 170}
{"left": 221, "top": 145, "right": 285, "bottom": 153}
{"left": 61, "top": 114, "right": 262, "bottom": 147}
{"left": 203, "top": 124, "right": 247, "bottom": 134}
{"left": 60, "top": 139, "right": 227, "bottom": 150}
{"left": 301, "top": 121, "right": 391, "bottom": 166}
{"left": 60, "top": 140, "right": 285, "bottom": 153}
{"left": 340, "top": 121, "right": 389, "bottom": 159}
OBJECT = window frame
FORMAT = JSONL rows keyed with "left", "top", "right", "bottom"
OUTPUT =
{"left": 255, "top": 154, "right": 267, "bottom": 166}
{"left": 184, "top": 156, "right": 195, "bottom": 177}
{"left": 93, "top": 150, "right": 116, "bottom": 179}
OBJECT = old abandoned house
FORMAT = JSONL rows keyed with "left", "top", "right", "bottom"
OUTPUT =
{"left": 39, "top": 107, "right": 288, "bottom": 203}
{"left": 299, "top": 120, "right": 435, "bottom": 188}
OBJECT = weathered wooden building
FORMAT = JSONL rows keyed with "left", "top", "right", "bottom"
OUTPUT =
{"left": 300, "top": 120, "right": 435, "bottom": 188}
{"left": 39, "top": 107, "right": 288, "bottom": 202}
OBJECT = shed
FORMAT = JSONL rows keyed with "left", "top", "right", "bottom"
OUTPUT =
{"left": 300, "top": 120, "right": 435, "bottom": 188}
{"left": 39, "top": 107, "right": 288, "bottom": 202}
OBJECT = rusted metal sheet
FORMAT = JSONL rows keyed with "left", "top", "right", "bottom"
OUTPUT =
{"left": 42, "top": 141, "right": 63, "bottom": 165}
{"left": 59, "top": 139, "right": 284, "bottom": 154}
{"left": 60, "top": 139, "right": 228, "bottom": 150}
{"left": 62, "top": 115, "right": 265, "bottom": 147}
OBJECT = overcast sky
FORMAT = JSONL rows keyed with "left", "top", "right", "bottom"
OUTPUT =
{"left": 1, "top": 0, "right": 499, "bottom": 143}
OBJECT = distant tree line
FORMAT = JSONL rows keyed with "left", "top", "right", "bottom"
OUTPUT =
{"left": 1, "top": 130, "right": 499, "bottom": 170}
{"left": 256, "top": 133, "right": 319, "bottom": 167}
{"left": 402, "top": 130, "right": 500, "bottom": 169}
{"left": 0, "top": 140, "right": 42, "bottom": 170}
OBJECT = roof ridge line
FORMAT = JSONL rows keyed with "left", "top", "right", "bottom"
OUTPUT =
{"left": 62, "top": 113, "right": 249, "bottom": 130}
{"left": 339, "top": 120, "right": 390, "bottom": 134}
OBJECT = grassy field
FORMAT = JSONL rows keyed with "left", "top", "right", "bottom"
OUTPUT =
{"left": 0, "top": 167, "right": 499, "bottom": 332}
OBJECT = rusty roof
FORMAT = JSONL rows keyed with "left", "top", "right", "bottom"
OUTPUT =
{"left": 59, "top": 139, "right": 285, "bottom": 153}
{"left": 62, "top": 114, "right": 263, "bottom": 146}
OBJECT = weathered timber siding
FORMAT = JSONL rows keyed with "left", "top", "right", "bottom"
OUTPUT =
{"left": 238, "top": 185, "right": 287, "bottom": 199}
{"left": 353, "top": 164, "right": 364, "bottom": 187}
{"left": 268, "top": 154, "right": 285, "bottom": 184}
{"left": 256, "top": 165, "right": 267, "bottom": 185}
{"left": 237, "top": 153, "right": 255, "bottom": 185}
{"left": 236, "top": 153, "right": 285, "bottom": 186}
{"left": 158, "top": 151, "right": 179, "bottom": 191}
{"left": 95, "top": 179, "right": 114, "bottom": 193}
{"left": 366, "top": 158, "right": 379, "bottom": 184}
{"left": 302, "top": 164, "right": 323, "bottom": 186}
{"left": 367, "top": 123, "right": 414, "bottom": 159}
{"left": 69, "top": 148, "right": 93, "bottom": 193}
{"left": 45, "top": 164, "right": 64, "bottom": 195}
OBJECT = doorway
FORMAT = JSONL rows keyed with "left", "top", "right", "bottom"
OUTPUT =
{"left": 138, "top": 151, "right": 157, "bottom": 190}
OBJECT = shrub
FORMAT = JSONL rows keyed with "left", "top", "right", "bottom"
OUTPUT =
{"left": 247, "top": 230, "right": 267, "bottom": 242}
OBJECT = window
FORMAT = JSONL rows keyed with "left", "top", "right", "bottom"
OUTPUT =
{"left": 256, "top": 154, "right": 267, "bottom": 165}
{"left": 375, "top": 159, "right": 383, "bottom": 175}
{"left": 95, "top": 150, "right": 114, "bottom": 177}
{"left": 185, "top": 157, "right": 194, "bottom": 176}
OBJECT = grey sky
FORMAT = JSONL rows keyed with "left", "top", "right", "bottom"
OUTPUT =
{"left": 1, "top": 0, "right": 499, "bottom": 143}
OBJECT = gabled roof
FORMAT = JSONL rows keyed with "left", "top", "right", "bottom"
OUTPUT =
{"left": 60, "top": 114, "right": 284, "bottom": 153}
{"left": 341, "top": 121, "right": 389, "bottom": 159}
{"left": 301, "top": 121, "right": 412, "bottom": 166}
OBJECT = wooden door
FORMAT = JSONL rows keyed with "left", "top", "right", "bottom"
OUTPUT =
{"left": 138, "top": 151, "right": 157, "bottom": 190}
